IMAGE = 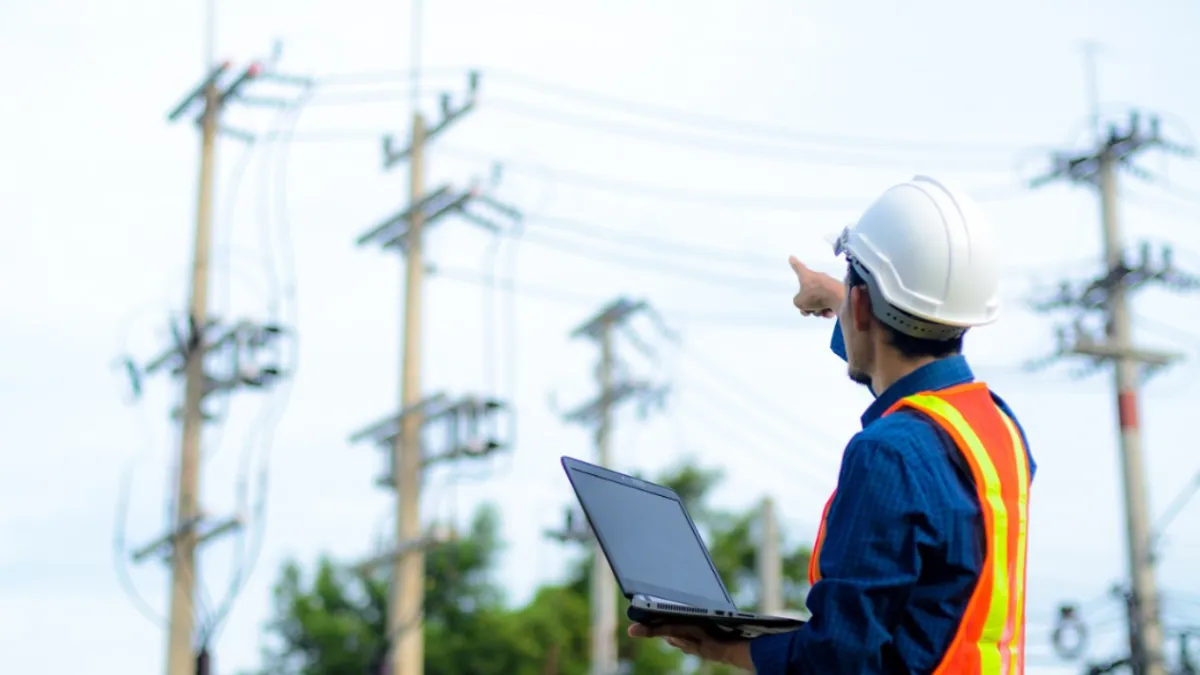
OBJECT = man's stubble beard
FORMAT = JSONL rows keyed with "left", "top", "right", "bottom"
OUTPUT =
{"left": 848, "top": 365, "right": 872, "bottom": 387}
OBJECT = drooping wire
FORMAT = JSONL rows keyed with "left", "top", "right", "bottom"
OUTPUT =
{"left": 309, "top": 66, "right": 467, "bottom": 87}
{"left": 110, "top": 104, "right": 265, "bottom": 635}
{"left": 525, "top": 214, "right": 780, "bottom": 267}
{"left": 479, "top": 97, "right": 1028, "bottom": 172}
{"left": 677, "top": 363, "right": 840, "bottom": 484}
{"left": 1153, "top": 468, "right": 1200, "bottom": 553}
{"left": 113, "top": 458, "right": 170, "bottom": 628}
{"left": 479, "top": 68, "right": 1045, "bottom": 157}
{"left": 287, "top": 134, "right": 1031, "bottom": 210}
{"left": 200, "top": 83, "right": 311, "bottom": 647}
{"left": 305, "top": 66, "right": 1046, "bottom": 160}
{"left": 481, "top": 234, "right": 501, "bottom": 399}
{"left": 434, "top": 265, "right": 822, "bottom": 329}
{"left": 497, "top": 215, "right": 529, "bottom": 481}
{"left": 283, "top": 68, "right": 1048, "bottom": 174}
{"left": 202, "top": 138, "right": 264, "bottom": 467}
{"left": 436, "top": 145, "right": 1000, "bottom": 212}
{"left": 677, "top": 342, "right": 847, "bottom": 464}
{"left": 514, "top": 229, "right": 784, "bottom": 293}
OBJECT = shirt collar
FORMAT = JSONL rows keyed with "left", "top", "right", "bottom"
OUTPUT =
{"left": 861, "top": 355, "right": 975, "bottom": 427}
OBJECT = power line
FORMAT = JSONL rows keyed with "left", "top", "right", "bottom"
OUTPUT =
{"left": 285, "top": 136, "right": 1028, "bottom": 210}
{"left": 438, "top": 146, "right": 1025, "bottom": 210}
{"left": 292, "top": 66, "right": 1046, "bottom": 162}
{"left": 675, "top": 344, "right": 845, "bottom": 471}
{"left": 676, "top": 371, "right": 839, "bottom": 489}
{"left": 297, "top": 65, "right": 1051, "bottom": 162}
{"left": 524, "top": 215, "right": 779, "bottom": 266}
{"left": 509, "top": 217, "right": 1062, "bottom": 299}
{"left": 674, "top": 389, "right": 832, "bottom": 501}
{"left": 1153, "top": 468, "right": 1200, "bottom": 548}
{"left": 480, "top": 68, "right": 1045, "bottom": 157}
{"left": 513, "top": 229, "right": 785, "bottom": 292}
{"left": 432, "top": 265, "right": 810, "bottom": 329}
{"left": 279, "top": 76, "right": 1040, "bottom": 172}
{"left": 309, "top": 66, "right": 468, "bottom": 87}
{"left": 113, "top": 460, "right": 172, "bottom": 629}
{"left": 480, "top": 97, "right": 1025, "bottom": 171}
{"left": 201, "top": 86, "right": 309, "bottom": 647}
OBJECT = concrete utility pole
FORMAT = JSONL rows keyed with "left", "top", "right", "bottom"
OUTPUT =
{"left": 553, "top": 298, "right": 673, "bottom": 675}
{"left": 757, "top": 496, "right": 783, "bottom": 616}
{"left": 353, "top": 70, "right": 524, "bottom": 675}
{"left": 392, "top": 105, "right": 428, "bottom": 675}
{"left": 1030, "top": 110, "right": 1197, "bottom": 675}
{"left": 118, "top": 57, "right": 301, "bottom": 675}
{"left": 168, "top": 64, "right": 221, "bottom": 675}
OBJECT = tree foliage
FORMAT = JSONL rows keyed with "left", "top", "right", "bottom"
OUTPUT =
{"left": 254, "top": 459, "right": 811, "bottom": 675}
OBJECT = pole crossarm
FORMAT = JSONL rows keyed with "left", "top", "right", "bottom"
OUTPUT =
{"left": 382, "top": 71, "right": 480, "bottom": 170}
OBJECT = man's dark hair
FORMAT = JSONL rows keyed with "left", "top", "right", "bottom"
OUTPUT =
{"left": 847, "top": 261, "right": 963, "bottom": 360}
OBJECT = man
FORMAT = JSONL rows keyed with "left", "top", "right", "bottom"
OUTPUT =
{"left": 630, "top": 175, "right": 1036, "bottom": 674}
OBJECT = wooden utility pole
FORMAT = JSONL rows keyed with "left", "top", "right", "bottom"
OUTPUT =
{"left": 592, "top": 323, "right": 619, "bottom": 675}
{"left": 558, "top": 298, "right": 672, "bottom": 675}
{"left": 393, "top": 109, "right": 427, "bottom": 675}
{"left": 164, "top": 68, "right": 219, "bottom": 675}
{"left": 757, "top": 497, "right": 783, "bottom": 616}
{"left": 354, "top": 71, "right": 528, "bottom": 675}
{"left": 122, "top": 54, "right": 303, "bottom": 675}
{"left": 1030, "top": 111, "right": 1196, "bottom": 675}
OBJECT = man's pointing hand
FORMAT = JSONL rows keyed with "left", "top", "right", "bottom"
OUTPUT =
{"left": 789, "top": 255, "right": 843, "bottom": 318}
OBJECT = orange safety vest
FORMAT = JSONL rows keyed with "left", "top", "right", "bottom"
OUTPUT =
{"left": 807, "top": 382, "right": 1032, "bottom": 675}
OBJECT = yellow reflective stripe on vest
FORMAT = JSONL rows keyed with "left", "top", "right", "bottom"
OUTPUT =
{"left": 1001, "top": 412, "right": 1030, "bottom": 668}
{"left": 904, "top": 394, "right": 1012, "bottom": 672}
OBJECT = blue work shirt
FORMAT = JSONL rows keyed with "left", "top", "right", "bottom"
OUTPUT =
{"left": 749, "top": 321, "right": 1036, "bottom": 674}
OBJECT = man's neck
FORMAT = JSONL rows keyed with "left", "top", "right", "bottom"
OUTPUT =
{"left": 871, "top": 355, "right": 940, "bottom": 395}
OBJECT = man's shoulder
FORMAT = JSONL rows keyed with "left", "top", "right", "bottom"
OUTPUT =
{"left": 856, "top": 408, "right": 946, "bottom": 444}
{"left": 851, "top": 411, "right": 949, "bottom": 462}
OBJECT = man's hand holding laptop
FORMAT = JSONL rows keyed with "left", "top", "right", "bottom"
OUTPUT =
{"left": 628, "top": 623, "right": 753, "bottom": 671}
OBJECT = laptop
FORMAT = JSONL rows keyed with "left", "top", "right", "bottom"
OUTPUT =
{"left": 560, "top": 455, "right": 805, "bottom": 641}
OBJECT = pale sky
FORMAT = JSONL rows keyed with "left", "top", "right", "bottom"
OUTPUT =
{"left": 3, "top": 0, "right": 1200, "bottom": 673}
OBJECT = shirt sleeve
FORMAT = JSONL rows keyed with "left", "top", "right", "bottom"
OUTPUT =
{"left": 749, "top": 436, "right": 935, "bottom": 674}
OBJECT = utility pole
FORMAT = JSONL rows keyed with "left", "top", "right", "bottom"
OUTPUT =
{"left": 354, "top": 71, "right": 522, "bottom": 675}
{"left": 757, "top": 496, "right": 783, "bottom": 615}
{"left": 550, "top": 297, "right": 673, "bottom": 675}
{"left": 167, "top": 61, "right": 223, "bottom": 675}
{"left": 1030, "top": 110, "right": 1197, "bottom": 675}
{"left": 119, "top": 56, "right": 301, "bottom": 675}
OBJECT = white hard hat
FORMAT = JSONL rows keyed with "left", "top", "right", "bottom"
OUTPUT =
{"left": 829, "top": 175, "right": 1001, "bottom": 340}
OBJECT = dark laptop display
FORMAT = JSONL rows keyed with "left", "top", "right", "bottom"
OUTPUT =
{"left": 568, "top": 468, "right": 733, "bottom": 611}
{"left": 561, "top": 456, "right": 805, "bottom": 640}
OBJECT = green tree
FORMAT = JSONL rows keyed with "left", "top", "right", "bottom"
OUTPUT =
{"left": 259, "top": 505, "right": 530, "bottom": 675}
{"left": 254, "top": 459, "right": 811, "bottom": 675}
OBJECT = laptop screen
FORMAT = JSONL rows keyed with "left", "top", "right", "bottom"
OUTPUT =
{"left": 569, "top": 467, "right": 732, "bottom": 610}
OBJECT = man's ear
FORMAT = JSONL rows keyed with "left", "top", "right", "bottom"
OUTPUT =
{"left": 850, "top": 286, "right": 873, "bottom": 332}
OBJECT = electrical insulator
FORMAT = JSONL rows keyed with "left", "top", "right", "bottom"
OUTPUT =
{"left": 1051, "top": 603, "right": 1088, "bottom": 660}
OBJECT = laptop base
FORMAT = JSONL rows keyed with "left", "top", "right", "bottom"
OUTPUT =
{"left": 627, "top": 598, "right": 804, "bottom": 642}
